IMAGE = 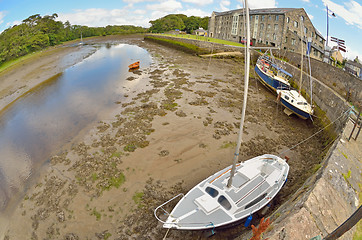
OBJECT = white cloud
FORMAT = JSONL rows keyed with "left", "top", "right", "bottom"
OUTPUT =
{"left": 122, "top": 0, "right": 151, "bottom": 3}
{"left": 177, "top": 8, "right": 210, "bottom": 17}
{"left": 58, "top": 8, "right": 150, "bottom": 27}
{"left": 182, "top": 0, "right": 213, "bottom": 6}
{"left": 345, "top": 47, "right": 362, "bottom": 61}
{"left": 146, "top": 0, "right": 183, "bottom": 12}
{"left": 0, "top": 11, "right": 6, "bottom": 25}
{"left": 302, "top": 0, "right": 310, "bottom": 2}
{"left": 237, "top": 0, "right": 276, "bottom": 9}
{"left": 308, "top": 14, "right": 314, "bottom": 20}
{"left": 322, "top": 0, "right": 362, "bottom": 29}
{"left": 133, "top": 9, "right": 146, "bottom": 15}
{"left": 220, "top": 0, "right": 230, "bottom": 11}
{"left": 5, "top": 20, "right": 21, "bottom": 28}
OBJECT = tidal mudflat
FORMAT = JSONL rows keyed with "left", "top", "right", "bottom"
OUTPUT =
{"left": 2, "top": 35, "right": 326, "bottom": 239}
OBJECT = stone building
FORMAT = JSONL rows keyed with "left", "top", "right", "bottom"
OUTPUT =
{"left": 345, "top": 60, "right": 362, "bottom": 80}
{"left": 208, "top": 8, "right": 326, "bottom": 61}
{"left": 331, "top": 46, "right": 343, "bottom": 63}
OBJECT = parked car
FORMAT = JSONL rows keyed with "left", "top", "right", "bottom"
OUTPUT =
{"left": 241, "top": 39, "right": 253, "bottom": 46}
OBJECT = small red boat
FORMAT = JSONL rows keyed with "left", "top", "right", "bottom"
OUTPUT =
{"left": 128, "top": 61, "right": 140, "bottom": 69}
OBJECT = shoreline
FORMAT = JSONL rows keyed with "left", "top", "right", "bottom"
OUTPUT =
{"left": 2, "top": 35, "right": 327, "bottom": 239}
{"left": 0, "top": 44, "right": 97, "bottom": 114}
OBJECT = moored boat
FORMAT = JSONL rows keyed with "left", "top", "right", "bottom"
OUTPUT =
{"left": 255, "top": 55, "right": 292, "bottom": 93}
{"left": 128, "top": 61, "right": 140, "bottom": 69}
{"left": 154, "top": 154, "right": 289, "bottom": 230}
{"left": 277, "top": 17, "right": 313, "bottom": 120}
{"left": 277, "top": 89, "right": 313, "bottom": 120}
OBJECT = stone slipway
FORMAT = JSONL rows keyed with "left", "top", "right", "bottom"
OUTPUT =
{"left": 261, "top": 117, "right": 361, "bottom": 240}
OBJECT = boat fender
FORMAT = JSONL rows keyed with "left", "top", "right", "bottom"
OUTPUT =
{"left": 277, "top": 92, "right": 282, "bottom": 102}
{"left": 261, "top": 203, "right": 271, "bottom": 215}
{"left": 284, "top": 155, "right": 289, "bottom": 162}
{"left": 244, "top": 214, "right": 253, "bottom": 227}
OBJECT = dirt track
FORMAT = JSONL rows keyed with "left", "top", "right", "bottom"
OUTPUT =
{"left": 2, "top": 35, "right": 327, "bottom": 239}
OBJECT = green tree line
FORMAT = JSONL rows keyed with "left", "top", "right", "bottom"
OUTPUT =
{"left": 149, "top": 14, "right": 208, "bottom": 34}
{"left": 0, "top": 13, "right": 147, "bottom": 65}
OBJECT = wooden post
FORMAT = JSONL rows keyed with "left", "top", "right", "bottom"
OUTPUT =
{"left": 348, "top": 110, "right": 361, "bottom": 141}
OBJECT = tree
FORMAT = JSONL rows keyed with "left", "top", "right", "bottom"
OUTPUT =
{"left": 184, "top": 16, "right": 200, "bottom": 33}
{"left": 149, "top": 14, "right": 209, "bottom": 33}
{"left": 200, "top": 17, "right": 209, "bottom": 30}
{"left": 0, "top": 13, "right": 147, "bottom": 66}
{"left": 353, "top": 56, "right": 360, "bottom": 64}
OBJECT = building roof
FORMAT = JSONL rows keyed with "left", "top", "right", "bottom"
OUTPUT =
{"left": 195, "top": 28, "right": 207, "bottom": 32}
{"left": 346, "top": 60, "right": 362, "bottom": 69}
{"left": 213, "top": 8, "right": 296, "bottom": 16}
{"left": 250, "top": 8, "right": 296, "bottom": 15}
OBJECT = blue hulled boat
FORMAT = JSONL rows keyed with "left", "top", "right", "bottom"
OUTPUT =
{"left": 255, "top": 56, "right": 292, "bottom": 93}
{"left": 277, "top": 89, "right": 313, "bottom": 120}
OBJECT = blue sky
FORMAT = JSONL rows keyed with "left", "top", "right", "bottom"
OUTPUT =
{"left": 0, "top": 0, "right": 361, "bottom": 60}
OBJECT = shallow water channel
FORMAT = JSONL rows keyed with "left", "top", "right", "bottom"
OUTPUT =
{"left": 0, "top": 43, "right": 152, "bottom": 211}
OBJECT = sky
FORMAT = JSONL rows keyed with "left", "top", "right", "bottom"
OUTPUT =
{"left": 0, "top": 0, "right": 361, "bottom": 61}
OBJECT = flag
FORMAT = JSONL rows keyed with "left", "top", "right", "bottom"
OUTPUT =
{"left": 306, "top": 37, "right": 312, "bottom": 56}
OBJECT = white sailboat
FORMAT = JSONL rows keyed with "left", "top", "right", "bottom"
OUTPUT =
{"left": 154, "top": 0, "right": 289, "bottom": 231}
{"left": 277, "top": 17, "right": 313, "bottom": 120}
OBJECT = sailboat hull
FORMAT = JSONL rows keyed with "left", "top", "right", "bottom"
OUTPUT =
{"left": 277, "top": 90, "right": 313, "bottom": 120}
{"left": 279, "top": 98, "right": 310, "bottom": 119}
{"left": 254, "top": 64, "right": 290, "bottom": 92}
{"left": 158, "top": 154, "right": 289, "bottom": 230}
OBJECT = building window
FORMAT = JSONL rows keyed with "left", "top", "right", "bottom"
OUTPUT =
{"left": 260, "top": 23, "right": 264, "bottom": 30}
{"left": 304, "top": 27, "right": 308, "bottom": 34}
{"left": 273, "top": 33, "right": 276, "bottom": 40}
{"left": 301, "top": 16, "right": 304, "bottom": 21}
{"left": 269, "top": 15, "right": 272, "bottom": 20}
{"left": 274, "top": 24, "right": 279, "bottom": 31}
{"left": 267, "top": 33, "right": 270, "bottom": 39}
{"left": 276, "top": 15, "right": 279, "bottom": 21}
{"left": 250, "top": 16, "right": 253, "bottom": 20}
{"left": 294, "top": 21, "right": 298, "bottom": 28}
{"left": 256, "top": 15, "right": 259, "bottom": 20}
{"left": 231, "top": 14, "right": 239, "bottom": 35}
{"left": 286, "top": 17, "right": 290, "bottom": 23}
{"left": 268, "top": 24, "right": 271, "bottom": 30}
{"left": 285, "top": 37, "right": 288, "bottom": 43}
{"left": 262, "top": 15, "right": 265, "bottom": 21}
{"left": 292, "top": 38, "right": 296, "bottom": 45}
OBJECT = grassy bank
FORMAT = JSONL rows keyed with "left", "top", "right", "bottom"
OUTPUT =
{"left": 155, "top": 33, "right": 246, "bottom": 47}
{"left": 144, "top": 35, "right": 210, "bottom": 55}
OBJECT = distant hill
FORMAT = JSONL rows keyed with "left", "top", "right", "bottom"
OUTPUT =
{"left": 0, "top": 13, "right": 147, "bottom": 66}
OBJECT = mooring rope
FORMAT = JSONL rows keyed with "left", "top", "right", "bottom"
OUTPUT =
{"left": 162, "top": 228, "right": 170, "bottom": 240}
{"left": 278, "top": 107, "right": 351, "bottom": 156}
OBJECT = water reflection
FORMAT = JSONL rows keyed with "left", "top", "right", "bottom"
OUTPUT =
{"left": 0, "top": 43, "right": 152, "bottom": 210}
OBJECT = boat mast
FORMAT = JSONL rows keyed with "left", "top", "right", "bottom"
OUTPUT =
{"left": 299, "top": 16, "right": 304, "bottom": 95}
{"left": 227, "top": 0, "right": 250, "bottom": 188}
{"left": 307, "top": 37, "right": 313, "bottom": 105}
